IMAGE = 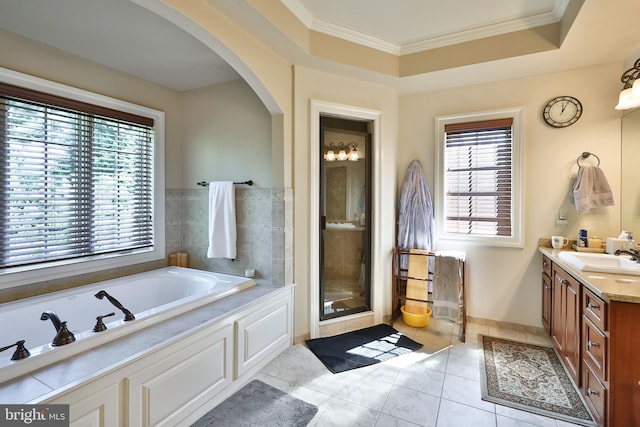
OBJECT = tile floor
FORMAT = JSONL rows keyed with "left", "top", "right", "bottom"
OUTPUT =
{"left": 251, "top": 318, "right": 587, "bottom": 427}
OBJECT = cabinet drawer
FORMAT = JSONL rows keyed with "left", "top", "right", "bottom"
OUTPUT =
{"left": 583, "top": 289, "right": 607, "bottom": 332}
{"left": 542, "top": 255, "right": 552, "bottom": 277}
{"left": 583, "top": 316, "right": 607, "bottom": 381}
{"left": 583, "top": 362, "right": 607, "bottom": 427}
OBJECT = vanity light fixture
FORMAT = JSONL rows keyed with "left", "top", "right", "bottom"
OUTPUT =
{"left": 323, "top": 142, "right": 359, "bottom": 162}
{"left": 348, "top": 145, "right": 359, "bottom": 162}
{"left": 615, "top": 57, "right": 640, "bottom": 110}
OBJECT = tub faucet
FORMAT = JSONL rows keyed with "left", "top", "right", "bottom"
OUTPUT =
{"left": 93, "top": 312, "right": 116, "bottom": 332}
{"left": 40, "top": 310, "right": 62, "bottom": 331}
{"left": 40, "top": 311, "right": 76, "bottom": 346}
{"left": 95, "top": 290, "right": 135, "bottom": 321}
{"left": 0, "top": 340, "right": 30, "bottom": 360}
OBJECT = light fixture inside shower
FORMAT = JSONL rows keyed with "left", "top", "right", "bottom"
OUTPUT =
{"left": 323, "top": 142, "right": 359, "bottom": 162}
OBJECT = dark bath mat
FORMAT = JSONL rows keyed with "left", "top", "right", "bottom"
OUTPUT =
{"left": 305, "top": 323, "right": 423, "bottom": 374}
{"left": 192, "top": 379, "right": 317, "bottom": 427}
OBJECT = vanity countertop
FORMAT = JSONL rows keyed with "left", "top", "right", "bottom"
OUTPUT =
{"left": 539, "top": 246, "right": 640, "bottom": 304}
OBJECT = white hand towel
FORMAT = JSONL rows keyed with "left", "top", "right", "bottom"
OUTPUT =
{"left": 207, "top": 181, "right": 237, "bottom": 259}
{"left": 572, "top": 165, "right": 614, "bottom": 213}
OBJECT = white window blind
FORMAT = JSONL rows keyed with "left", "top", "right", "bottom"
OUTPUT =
{"left": 0, "top": 82, "right": 154, "bottom": 269}
{"left": 443, "top": 118, "right": 513, "bottom": 237}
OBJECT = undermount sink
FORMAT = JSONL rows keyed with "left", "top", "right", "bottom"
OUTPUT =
{"left": 558, "top": 251, "right": 640, "bottom": 276}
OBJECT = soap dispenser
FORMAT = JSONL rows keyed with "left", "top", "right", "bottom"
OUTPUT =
{"left": 627, "top": 232, "right": 636, "bottom": 251}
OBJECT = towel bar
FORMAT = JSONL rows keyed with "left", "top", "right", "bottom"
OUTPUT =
{"left": 197, "top": 180, "right": 253, "bottom": 187}
{"left": 576, "top": 152, "right": 600, "bottom": 167}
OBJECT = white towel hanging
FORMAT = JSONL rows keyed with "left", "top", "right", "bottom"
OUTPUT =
{"left": 207, "top": 181, "right": 237, "bottom": 259}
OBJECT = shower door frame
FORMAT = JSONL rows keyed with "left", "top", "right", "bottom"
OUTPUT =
{"left": 309, "top": 100, "right": 383, "bottom": 338}
{"left": 319, "top": 121, "right": 372, "bottom": 321}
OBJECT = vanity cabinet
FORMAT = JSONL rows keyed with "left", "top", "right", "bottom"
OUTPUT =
{"left": 542, "top": 251, "right": 640, "bottom": 427}
{"left": 541, "top": 256, "right": 552, "bottom": 335}
{"left": 550, "top": 263, "right": 581, "bottom": 385}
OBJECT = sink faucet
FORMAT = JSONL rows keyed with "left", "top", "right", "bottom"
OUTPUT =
{"left": 40, "top": 311, "right": 76, "bottom": 346}
{"left": 614, "top": 249, "right": 640, "bottom": 262}
{"left": 94, "top": 290, "right": 135, "bottom": 321}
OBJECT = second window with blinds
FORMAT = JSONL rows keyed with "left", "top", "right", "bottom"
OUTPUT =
{"left": 435, "top": 108, "right": 524, "bottom": 247}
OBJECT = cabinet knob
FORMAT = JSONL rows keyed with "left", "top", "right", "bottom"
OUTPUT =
{"left": 587, "top": 302, "right": 600, "bottom": 310}
{"left": 587, "top": 341, "right": 600, "bottom": 349}
{"left": 587, "top": 388, "right": 599, "bottom": 396}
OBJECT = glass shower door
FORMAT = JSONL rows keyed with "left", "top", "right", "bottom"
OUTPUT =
{"left": 319, "top": 116, "right": 371, "bottom": 320}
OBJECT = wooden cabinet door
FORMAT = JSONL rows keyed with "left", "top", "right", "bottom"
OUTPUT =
{"left": 551, "top": 270, "right": 565, "bottom": 352}
{"left": 542, "top": 273, "right": 552, "bottom": 335}
{"left": 564, "top": 277, "right": 581, "bottom": 385}
{"left": 551, "top": 265, "right": 581, "bottom": 386}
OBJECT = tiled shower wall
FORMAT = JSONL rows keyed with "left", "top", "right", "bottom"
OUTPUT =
{"left": 165, "top": 187, "right": 292, "bottom": 287}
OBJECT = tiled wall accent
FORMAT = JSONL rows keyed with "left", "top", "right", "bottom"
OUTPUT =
{"left": 165, "top": 187, "right": 292, "bottom": 287}
{"left": 271, "top": 187, "right": 293, "bottom": 287}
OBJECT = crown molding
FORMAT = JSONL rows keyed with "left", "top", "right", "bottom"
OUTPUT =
{"left": 283, "top": 0, "right": 569, "bottom": 56}
{"left": 311, "top": 19, "right": 401, "bottom": 55}
{"left": 401, "top": 8, "right": 566, "bottom": 55}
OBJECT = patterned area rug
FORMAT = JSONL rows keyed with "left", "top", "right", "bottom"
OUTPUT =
{"left": 479, "top": 335, "right": 595, "bottom": 426}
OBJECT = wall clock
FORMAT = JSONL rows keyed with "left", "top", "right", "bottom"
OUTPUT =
{"left": 543, "top": 96, "right": 582, "bottom": 128}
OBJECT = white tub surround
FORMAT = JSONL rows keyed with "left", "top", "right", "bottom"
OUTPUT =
{"left": 0, "top": 282, "right": 294, "bottom": 427}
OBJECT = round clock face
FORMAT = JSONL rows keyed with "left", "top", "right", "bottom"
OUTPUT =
{"left": 543, "top": 96, "right": 582, "bottom": 128}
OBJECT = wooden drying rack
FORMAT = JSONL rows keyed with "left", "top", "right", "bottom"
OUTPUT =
{"left": 391, "top": 248, "right": 466, "bottom": 342}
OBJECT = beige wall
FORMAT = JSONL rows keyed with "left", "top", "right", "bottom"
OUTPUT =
{"left": 399, "top": 62, "right": 623, "bottom": 327}
{"left": 180, "top": 79, "right": 272, "bottom": 189}
{"left": 293, "top": 66, "right": 399, "bottom": 340}
{"left": 159, "top": 0, "right": 293, "bottom": 188}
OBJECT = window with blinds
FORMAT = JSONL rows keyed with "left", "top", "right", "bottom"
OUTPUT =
{"left": 436, "top": 109, "right": 523, "bottom": 247}
{"left": 0, "top": 82, "right": 155, "bottom": 269}
{"left": 444, "top": 118, "right": 513, "bottom": 236}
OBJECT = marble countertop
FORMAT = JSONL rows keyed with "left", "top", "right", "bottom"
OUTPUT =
{"left": 539, "top": 246, "right": 640, "bottom": 304}
{"left": 0, "top": 284, "right": 287, "bottom": 404}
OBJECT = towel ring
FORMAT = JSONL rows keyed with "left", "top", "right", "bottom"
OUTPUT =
{"left": 576, "top": 152, "right": 600, "bottom": 167}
